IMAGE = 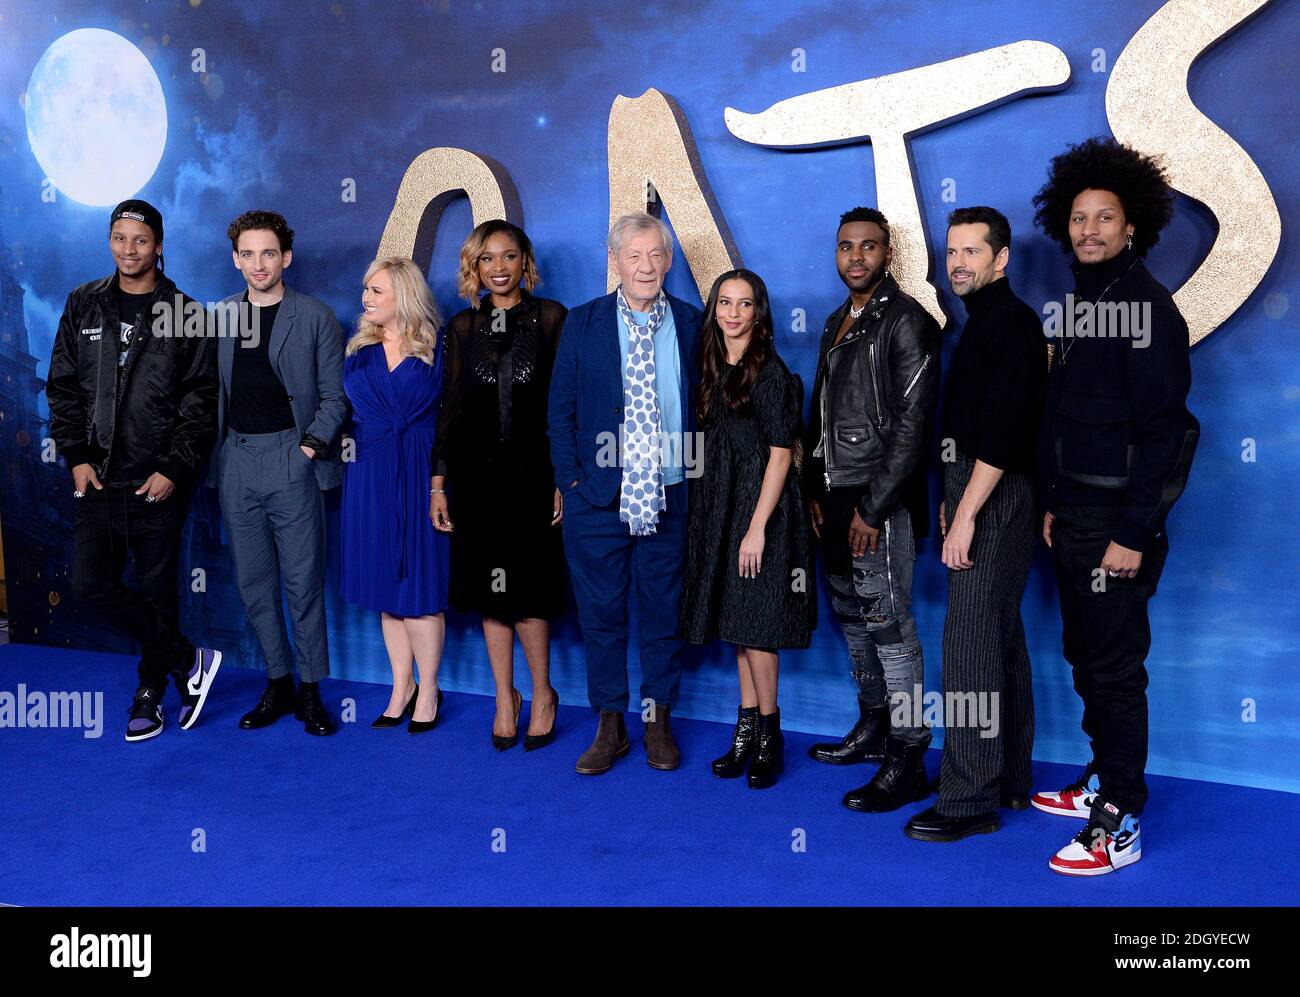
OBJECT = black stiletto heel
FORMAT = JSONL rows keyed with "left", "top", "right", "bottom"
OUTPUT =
{"left": 492, "top": 688, "right": 523, "bottom": 750}
{"left": 372, "top": 684, "right": 418, "bottom": 728}
{"left": 524, "top": 688, "right": 560, "bottom": 752}
{"left": 407, "top": 688, "right": 443, "bottom": 734}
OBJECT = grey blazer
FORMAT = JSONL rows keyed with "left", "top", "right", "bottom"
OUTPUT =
{"left": 208, "top": 284, "right": 349, "bottom": 490}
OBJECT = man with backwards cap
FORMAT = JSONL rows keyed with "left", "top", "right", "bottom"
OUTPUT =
{"left": 47, "top": 199, "right": 222, "bottom": 742}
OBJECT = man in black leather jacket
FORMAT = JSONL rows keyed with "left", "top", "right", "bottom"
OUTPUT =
{"left": 804, "top": 207, "right": 942, "bottom": 812}
{"left": 1029, "top": 138, "right": 1199, "bottom": 877}
{"left": 47, "top": 200, "right": 221, "bottom": 743}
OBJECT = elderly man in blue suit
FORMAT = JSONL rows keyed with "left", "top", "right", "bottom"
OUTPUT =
{"left": 210, "top": 211, "right": 348, "bottom": 736}
{"left": 549, "top": 211, "right": 702, "bottom": 775}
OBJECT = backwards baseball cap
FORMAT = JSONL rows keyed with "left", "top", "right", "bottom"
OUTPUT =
{"left": 110, "top": 199, "right": 164, "bottom": 240}
{"left": 110, "top": 199, "right": 165, "bottom": 270}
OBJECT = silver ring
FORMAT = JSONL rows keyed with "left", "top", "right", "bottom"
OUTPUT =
{"left": 1107, "top": 569, "right": 1119, "bottom": 577}
{"left": 145, "top": 495, "right": 157, "bottom": 503}
{"left": 73, "top": 490, "right": 85, "bottom": 499}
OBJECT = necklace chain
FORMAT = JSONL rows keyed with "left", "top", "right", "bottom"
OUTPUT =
{"left": 1059, "top": 259, "right": 1139, "bottom": 366}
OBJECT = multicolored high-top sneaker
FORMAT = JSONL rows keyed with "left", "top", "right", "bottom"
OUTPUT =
{"left": 176, "top": 647, "right": 222, "bottom": 731}
{"left": 1049, "top": 800, "right": 1141, "bottom": 876}
{"left": 1031, "top": 766, "right": 1100, "bottom": 818}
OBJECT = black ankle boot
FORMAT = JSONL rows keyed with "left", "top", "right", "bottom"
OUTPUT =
{"left": 842, "top": 734, "right": 931, "bottom": 812}
{"left": 747, "top": 709, "right": 784, "bottom": 790}
{"left": 808, "top": 699, "right": 887, "bottom": 765}
{"left": 712, "top": 706, "right": 760, "bottom": 778}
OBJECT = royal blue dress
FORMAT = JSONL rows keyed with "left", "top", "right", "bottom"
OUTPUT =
{"left": 341, "top": 341, "right": 450, "bottom": 616}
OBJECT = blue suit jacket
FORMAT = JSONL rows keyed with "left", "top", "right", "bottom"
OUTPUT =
{"left": 207, "top": 285, "right": 350, "bottom": 490}
{"left": 548, "top": 290, "right": 702, "bottom": 508}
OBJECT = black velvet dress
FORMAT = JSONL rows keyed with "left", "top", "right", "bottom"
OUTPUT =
{"left": 434, "top": 291, "right": 569, "bottom": 623}
{"left": 681, "top": 354, "right": 815, "bottom": 649}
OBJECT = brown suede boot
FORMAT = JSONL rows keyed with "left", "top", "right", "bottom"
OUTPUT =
{"left": 643, "top": 703, "right": 680, "bottom": 770}
{"left": 575, "top": 709, "right": 630, "bottom": 775}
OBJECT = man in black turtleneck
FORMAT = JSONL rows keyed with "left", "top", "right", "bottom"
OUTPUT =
{"left": 904, "top": 206, "right": 1046, "bottom": 843}
{"left": 1028, "top": 138, "right": 1199, "bottom": 877}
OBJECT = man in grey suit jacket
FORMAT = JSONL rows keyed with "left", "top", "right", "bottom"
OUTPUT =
{"left": 211, "top": 211, "right": 348, "bottom": 735}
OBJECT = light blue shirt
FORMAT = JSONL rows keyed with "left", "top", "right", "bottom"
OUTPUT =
{"left": 618, "top": 303, "right": 684, "bottom": 485}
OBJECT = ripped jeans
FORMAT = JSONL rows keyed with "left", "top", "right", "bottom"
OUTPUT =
{"left": 825, "top": 507, "right": 927, "bottom": 744}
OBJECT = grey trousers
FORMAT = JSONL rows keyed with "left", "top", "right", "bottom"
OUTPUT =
{"left": 825, "top": 507, "right": 927, "bottom": 744}
{"left": 218, "top": 428, "right": 330, "bottom": 682}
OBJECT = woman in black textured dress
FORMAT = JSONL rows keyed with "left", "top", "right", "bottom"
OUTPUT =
{"left": 681, "top": 269, "right": 815, "bottom": 789}
{"left": 431, "top": 220, "right": 567, "bottom": 752}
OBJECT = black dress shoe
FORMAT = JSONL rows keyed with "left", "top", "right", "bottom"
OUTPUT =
{"left": 904, "top": 805, "right": 1000, "bottom": 842}
{"left": 843, "top": 735, "right": 932, "bottom": 813}
{"left": 492, "top": 688, "right": 522, "bottom": 750}
{"left": 372, "top": 684, "right": 418, "bottom": 728}
{"left": 296, "top": 684, "right": 337, "bottom": 736}
{"left": 239, "top": 681, "right": 298, "bottom": 730}
{"left": 408, "top": 689, "right": 443, "bottom": 734}
{"left": 523, "top": 689, "right": 559, "bottom": 752}
{"left": 808, "top": 700, "right": 887, "bottom": 765}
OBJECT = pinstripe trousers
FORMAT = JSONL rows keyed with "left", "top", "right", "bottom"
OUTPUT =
{"left": 937, "top": 456, "right": 1037, "bottom": 817}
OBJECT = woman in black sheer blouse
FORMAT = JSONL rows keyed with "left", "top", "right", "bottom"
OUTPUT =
{"left": 431, "top": 220, "right": 567, "bottom": 751}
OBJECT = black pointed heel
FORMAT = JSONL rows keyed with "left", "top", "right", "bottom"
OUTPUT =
{"left": 492, "top": 688, "right": 523, "bottom": 750}
{"left": 408, "top": 688, "right": 443, "bottom": 735}
{"left": 372, "top": 684, "right": 418, "bottom": 728}
{"left": 524, "top": 689, "right": 560, "bottom": 752}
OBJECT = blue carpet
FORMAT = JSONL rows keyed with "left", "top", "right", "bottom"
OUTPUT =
{"left": 0, "top": 643, "right": 1294, "bottom": 906}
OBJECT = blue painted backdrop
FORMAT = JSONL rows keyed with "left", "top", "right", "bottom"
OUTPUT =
{"left": 0, "top": 0, "right": 1295, "bottom": 792}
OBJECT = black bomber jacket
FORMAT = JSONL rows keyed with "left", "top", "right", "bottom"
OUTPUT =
{"left": 47, "top": 270, "right": 218, "bottom": 488}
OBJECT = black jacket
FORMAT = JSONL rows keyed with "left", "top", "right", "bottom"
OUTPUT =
{"left": 804, "top": 273, "right": 941, "bottom": 536}
{"left": 1039, "top": 247, "right": 1199, "bottom": 552}
{"left": 47, "top": 271, "right": 218, "bottom": 488}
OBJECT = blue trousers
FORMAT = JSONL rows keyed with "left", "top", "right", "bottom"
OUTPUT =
{"left": 562, "top": 481, "right": 687, "bottom": 712}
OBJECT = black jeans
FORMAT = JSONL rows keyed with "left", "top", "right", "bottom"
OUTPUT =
{"left": 1051, "top": 504, "right": 1169, "bottom": 815}
{"left": 71, "top": 485, "right": 195, "bottom": 691}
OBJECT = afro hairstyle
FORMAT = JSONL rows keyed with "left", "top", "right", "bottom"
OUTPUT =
{"left": 1032, "top": 137, "right": 1174, "bottom": 256}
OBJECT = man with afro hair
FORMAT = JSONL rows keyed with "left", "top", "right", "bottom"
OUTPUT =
{"left": 1029, "top": 137, "right": 1199, "bottom": 876}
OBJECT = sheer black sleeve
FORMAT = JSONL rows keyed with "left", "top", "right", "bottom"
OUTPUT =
{"left": 433, "top": 309, "right": 473, "bottom": 478}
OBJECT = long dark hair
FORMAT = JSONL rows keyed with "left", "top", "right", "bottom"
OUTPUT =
{"left": 697, "top": 269, "right": 775, "bottom": 422}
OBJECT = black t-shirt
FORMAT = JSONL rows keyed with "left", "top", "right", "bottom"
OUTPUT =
{"left": 228, "top": 296, "right": 296, "bottom": 434}
{"left": 105, "top": 287, "right": 155, "bottom": 484}
{"left": 114, "top": 288, "right": 152, "bottom": 367}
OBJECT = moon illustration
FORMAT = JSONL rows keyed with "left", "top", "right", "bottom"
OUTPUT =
{"left": 25, "top": 28, "right": 168, "bottom": 207}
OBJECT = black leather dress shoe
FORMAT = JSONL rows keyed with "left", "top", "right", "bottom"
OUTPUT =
{"left": 808, "top": 702, "right": 887, "bottom": 765}
{"left": 239, "top": 682, "right": 298, "bottom": 730}
{"left": 296, "top": 685, "right": 337, "bottom": 736}
{"left": 904, "top": 805, "right": 1000, "bottom": 842}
